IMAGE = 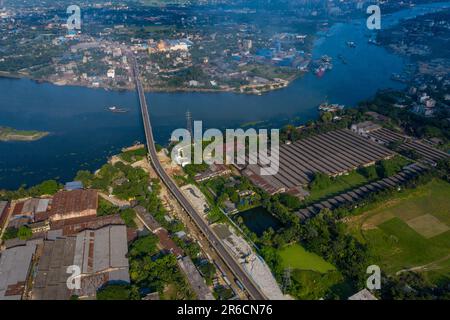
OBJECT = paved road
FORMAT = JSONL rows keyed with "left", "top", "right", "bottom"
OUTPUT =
{"left": 130, "top": 56, "right": 266, "bottom": 300}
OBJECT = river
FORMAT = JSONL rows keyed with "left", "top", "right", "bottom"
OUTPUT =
{"left": 0, "top": 2, "right": 449, "bottom": 189}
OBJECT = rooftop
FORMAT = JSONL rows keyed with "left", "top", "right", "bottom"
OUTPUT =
{"left": 48, "top": 189, "right": 98, "bottom": 221}
{"left": 0, "top": 241, "right": 39, "bottom": 300}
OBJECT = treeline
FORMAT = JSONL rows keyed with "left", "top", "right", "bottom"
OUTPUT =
{"left": 0, "top": 180, "right": 61, "bottom": 201}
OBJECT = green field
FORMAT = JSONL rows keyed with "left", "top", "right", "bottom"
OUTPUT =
{"left": 280, "top": 244, "right": 347, "bottom": 299}
{"left": 280, "top": 243, "right": 336, "bottom": 273}
{"left": 305, "top": 171, "right": 369, "bottom": 205}
{"left": 348, "top": 179, "right": 450, "bottom": 283}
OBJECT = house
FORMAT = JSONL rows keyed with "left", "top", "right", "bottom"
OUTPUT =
{"left": 48, "top": 189, "right": 98, "bottom": 221}
{"left": 238, "top": 190, "right": 256, "bottom": 198}
{"left": 223, "top": 200, "right": 238, "bottom": 214}
{"left": 351, "top": 121, "right": 382, "bottom": 137}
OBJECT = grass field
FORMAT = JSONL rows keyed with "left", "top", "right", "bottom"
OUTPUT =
{"left": 280, "top": 244, "right": 347, "bottom": 299}
{"left": 347, "top": 179, "right": 450, "bottom": 283}
{"left": 280, "top": 243, "right": 336, "bottom": 273}
{"left": 305, "top": 171, "right": 369, "bottom": 205}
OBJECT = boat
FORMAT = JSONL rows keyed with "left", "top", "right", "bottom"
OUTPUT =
{"left": 107, "top": 106, "right": 129, "bottom": 113}
{"left": 318, "top": 102, "right": 345, "bottom": 112}
{"left": 346, "top": 41, "right": 356, "bottom": 48}
{"left": 321, "top": 55, "right": 332, "bottom": 63}
{"left": 315, "top": 67, "right": 326, "bottom": 77}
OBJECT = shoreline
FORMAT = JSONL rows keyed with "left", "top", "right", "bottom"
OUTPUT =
{"left": 0, "top": 71, "right": 300, "bottom": 96}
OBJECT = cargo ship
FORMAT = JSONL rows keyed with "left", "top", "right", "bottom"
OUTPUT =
{"left": 107, "top": 106, "right": 129, "bottom": 113}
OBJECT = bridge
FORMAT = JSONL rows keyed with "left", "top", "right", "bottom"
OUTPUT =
{"left": 130, "top": 55, "right": 267, "bottom": 300}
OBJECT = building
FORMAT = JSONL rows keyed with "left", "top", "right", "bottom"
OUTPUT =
{"left": 348, "top": 288, "right": 378, "bottom": 300}
{"left": 177, "top": 256, "right": 214, "bottom": 300}
{"left": 194, "top": 164, "right": 232, "bottom": 182}
{"left": 150, "top": 39, "right": 193, "bottom": 53}
{"left": 242, "top": 129, "right": 394, "bottom": 195}
{"left": 0, "top": 240, "right": 40, "bottom": 300}
{"left": 64, "top": 181, "right": 83, "bottom": 191}
{"left": 107, "top": 68, "right": 115, "bottom": 79}
{"left": 32, "top": 225, "right": 130, "bottom": 300}
{"left": 48, "top": 190, "right": 98, "bottom": 221}
{"left": 350, "top": 121, "right": 382, "bottom": 137}
{"left": 0, "top": 201, "right": 9, "bottom": 231}
{"left": 29, "top": 220, "right": 50, "bottom": 234}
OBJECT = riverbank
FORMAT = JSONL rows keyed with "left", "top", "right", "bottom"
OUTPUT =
{"left": 0, "top": 71, "right": 299, "bottom": 96}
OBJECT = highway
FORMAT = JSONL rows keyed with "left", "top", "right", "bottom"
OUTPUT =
{"left": 130, "top": 56, "right": 267, "bottom": 300}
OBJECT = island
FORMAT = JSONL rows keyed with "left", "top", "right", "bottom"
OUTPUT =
{"left": 0, "top": 126, "right": 49, "bottom": 142}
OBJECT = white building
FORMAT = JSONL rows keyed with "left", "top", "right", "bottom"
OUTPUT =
{"left": 107, "top": 68, "right": 115, "bottom": 79}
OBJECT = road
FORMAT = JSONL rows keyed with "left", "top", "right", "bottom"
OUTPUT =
{"left": 130, "top": 55, "right": 266, "bottom": 300}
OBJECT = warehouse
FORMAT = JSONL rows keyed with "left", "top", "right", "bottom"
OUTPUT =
{"left": 31, "top": 225, "right": 130, "bottom": 300}
{"left": 48, "top": 189, "right": 98, "bottom": 221}
{"left": 242, "top": 129, "right": 395, "bottom": 194}
{"left": 358, "top": 126, "right": 449, "bottom": 165}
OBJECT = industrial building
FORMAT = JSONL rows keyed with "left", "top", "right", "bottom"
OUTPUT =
{"left": 48, "top": 189, "right": 98, "bottom": 221}
{"left": 0, "top": 240, "right": 40, "bottom": 300}
{"left": 356, "top": 125, "right": 449, "bottom": 165}
{"left": 242, "top": 129, "right": 395, "bottom": 194}
{"left": 32, "top": 225, "right": 130, "bottom": 300}
{"left": 296, "top": 163, "right": 428, "bottom": 220}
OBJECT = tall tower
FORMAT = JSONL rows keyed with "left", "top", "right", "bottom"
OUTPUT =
{"left": 282, "top": 267, "right": 292, "bottom": 294}
{"left": 186, "top": 110, "right": 193, "bottom": 143}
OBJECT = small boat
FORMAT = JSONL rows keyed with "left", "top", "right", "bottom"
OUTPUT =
{"left": 346, "top": 41, "right": 356, "bottom": 48}
{"left": 107, "top": 106, "right": 129, "bottom": 113}
{"left": 315, "top": 67, "right": 326, "bottom": 77}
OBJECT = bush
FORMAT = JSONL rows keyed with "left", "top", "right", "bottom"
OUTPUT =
{"left": 18, "top": 226, "right": 32, "bottom": 240}
{"left": 97, "top": 284, "right": 131, "bottom": 300}
{"left": 309, "top": 172, "right": 331, "bottom": 191}
{"left": 120, "top": 208, "right": 137, "bottom": 228}
{"left": 2, "top": 227, "right": 18, "bottom": 240}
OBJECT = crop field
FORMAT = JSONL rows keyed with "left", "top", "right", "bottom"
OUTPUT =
{"left": 347, "top": 179, "right": 450, "bottom": 283}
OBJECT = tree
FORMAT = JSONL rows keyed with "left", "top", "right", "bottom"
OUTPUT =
{"left": 321, "top": 112, "right": 333, "bottom": 123}
{"left": 129, "top": 234, "right": 159, "bottom": 258}
{"left": 75, "top": 170, "right": 94, "bottom": 187}
{"left": 309, "top": 172, "right": 331, "bottom": 191}
{"left": 120, "top": 208, "right": 137, "bottom": 228}
{"left": 378, "top": 159, "right": 398, "bottom": 178}
{"left": 279, "top": 193, "right": 302, "bottom": 209}
{"left": 359, "top": 165, "right": 378, "bottom": 180}
{"left": 97, "top": 284, "right": 131, "bottom": 300}
{"left": 2, "top": 227, "right": 18, "bottom": 240}
{"left": 18, "top": 226, "right": 32, "bottom": 240}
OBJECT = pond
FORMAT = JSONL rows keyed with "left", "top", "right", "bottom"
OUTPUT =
{"left": 236, "top": 206, "right": 282, "bottom": 237}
